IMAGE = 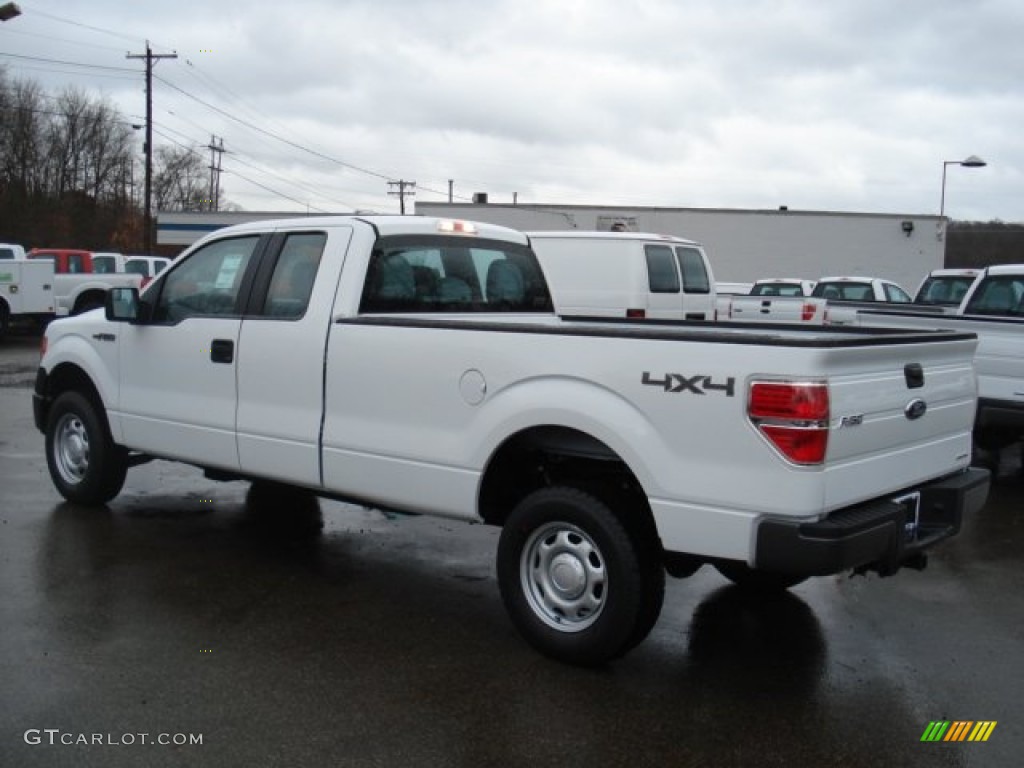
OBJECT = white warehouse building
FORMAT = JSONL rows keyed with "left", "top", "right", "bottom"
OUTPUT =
{"left": 158, "top": 203, "right": 947, "bottom": 293}
{"left": 415, "top": 202, "right": 946, "bottom": 291}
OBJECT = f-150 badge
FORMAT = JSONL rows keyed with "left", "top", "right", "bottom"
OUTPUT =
{"left": 642, "top": 372, "right": 736, "bottom": 396}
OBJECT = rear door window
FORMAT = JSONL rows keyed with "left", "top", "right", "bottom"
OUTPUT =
{"left": 675, "top": 246, "right": 710, "bottom": 294}
{"left": 644, "top": 245, "right": 680, "bottom": 293}
{"left": 261, "top": 233, "right": 326, "bottom": 319}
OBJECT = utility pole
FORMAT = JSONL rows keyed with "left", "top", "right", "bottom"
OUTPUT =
{"left": 387, "top": 179, "right": 416, "bottom": 215}
{"left": 207, "top": 135, "right": 225, "bottom": 212}
{"left": 448, "top": 179, "right": 453, "bottom": 203}
{"left": 127, "top": 41, "right": 177, "bottom": 253}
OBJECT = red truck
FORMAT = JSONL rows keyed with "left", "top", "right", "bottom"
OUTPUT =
{"left": 27, "top": 249, "right": 141, "bottom": 315}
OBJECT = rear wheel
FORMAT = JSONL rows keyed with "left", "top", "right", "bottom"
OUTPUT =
{"left": 45, "top": 391, "right": 127, "bottom": 505}
{"left": 497, "top": 486, "right": 664, "bottom": 665}
{"left": 714, "top": 561, "right": 807, "bottom": 592}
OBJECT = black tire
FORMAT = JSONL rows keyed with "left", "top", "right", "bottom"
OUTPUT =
{"left": 714, "top": 561, "right": 807, "bottom": 592}
{"left": 497, "top": 486, "right": 664, "bottom": 666}
{"left": 45, "top": 391, "right": 128, "bottom": 505}
{"left": 0, "top": 303, "right": 9, "bottom": 341}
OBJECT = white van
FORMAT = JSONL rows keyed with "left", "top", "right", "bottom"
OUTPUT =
{"left": 526, "top": 231, "right": 717, "bottom": 320}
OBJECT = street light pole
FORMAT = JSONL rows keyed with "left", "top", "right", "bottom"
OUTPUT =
{"left": 940, "top": 155, "right": 987, "bottom": 219}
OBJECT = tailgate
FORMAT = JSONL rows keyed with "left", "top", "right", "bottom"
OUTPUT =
{"left": 819, "top": 335, "right": 978, "bottom": 511}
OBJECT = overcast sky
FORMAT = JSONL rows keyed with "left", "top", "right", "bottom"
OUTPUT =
{"left": 2, "top": 0, "right": 1021, "bottom": 221}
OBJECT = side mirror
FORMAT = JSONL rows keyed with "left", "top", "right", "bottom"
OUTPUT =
{"left": 106, "top": 287, "right": 140, "bottom": 322}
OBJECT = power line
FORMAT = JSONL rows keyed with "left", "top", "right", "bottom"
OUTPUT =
{"left": 22, "top": 7, "right": 148, "bottom": 45}
{"left": 0, "top": 64, "right": 137, "bottom": 80}
{"left": 0, "top": 51, "right": 137, "bottom": 72}
{"left": 222, "top": 167, "right": 331, "bottom": 213}
{"left": 0, "top": 25, "right": 128, "bottom": 52}
{"left": 150, "top": 126, "right": 340, "bottom": 212}
{"left": 153, "top": 73, "right": 393, "bottom": 182}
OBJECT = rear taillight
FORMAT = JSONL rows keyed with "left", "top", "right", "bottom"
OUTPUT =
{"left": 39, "top": 336, "right": 47, "bottom": 358}
{"left": 801, "top": 302, "right": 817, "bottom": 322}
{"left": 626, "top": 308, "right": 646, "bottom": 319}
{"left": 748, "top": 381, "right": 829, "bottom": 465}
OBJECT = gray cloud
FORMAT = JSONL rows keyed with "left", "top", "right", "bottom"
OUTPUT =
{"left": 2, "top": 0, "right": 1017, "bottom": 218}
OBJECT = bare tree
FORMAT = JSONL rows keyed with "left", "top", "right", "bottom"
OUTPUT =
{"left": 152, "top": 144, "right": 209, "bottom": 211}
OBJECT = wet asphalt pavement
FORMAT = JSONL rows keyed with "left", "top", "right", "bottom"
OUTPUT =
{"left": 1, "top": 329, "right": 1022, "bottom": 767}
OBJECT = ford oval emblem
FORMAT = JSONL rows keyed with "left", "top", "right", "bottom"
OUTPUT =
{"left": 905, "top": 398, "right": 927, "bottom": 420}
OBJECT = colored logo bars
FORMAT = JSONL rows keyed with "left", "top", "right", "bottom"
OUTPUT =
{"left": 921, "top": 721, "right": 997, "bottom": 742}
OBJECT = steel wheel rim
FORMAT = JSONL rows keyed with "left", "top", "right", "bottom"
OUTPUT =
{"left": 520, "top": 521, "right": 607, "bottom": 632}
{"left": 54, "top": 412, "right": 90, "bottom": 485}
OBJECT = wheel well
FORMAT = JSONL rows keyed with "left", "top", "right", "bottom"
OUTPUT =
{"left": 479, "top": 425, "right": 659, "bottom": 545}
{"left": 72, "top": 291, "right": 105, "bottom": 313}
{"left": 40, "top": 364, "right": 107, "bottom": 430}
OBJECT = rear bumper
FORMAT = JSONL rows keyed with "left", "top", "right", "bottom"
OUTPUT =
{"left": 754, "top": 467, "right": 990, "bottom": 576}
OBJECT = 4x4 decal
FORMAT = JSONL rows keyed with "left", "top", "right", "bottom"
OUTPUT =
{"left": 642, "top": 372, "right": 736, "bottom": 396}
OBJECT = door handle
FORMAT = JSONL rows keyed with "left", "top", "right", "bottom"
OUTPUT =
{"left": 210, "top": 339, "right": 234, "bottom": 364}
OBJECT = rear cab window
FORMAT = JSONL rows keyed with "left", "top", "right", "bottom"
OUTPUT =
{"left": 359, "top": 234, "right": 553, "bottom": 314}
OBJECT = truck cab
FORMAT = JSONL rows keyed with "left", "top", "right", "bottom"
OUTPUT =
{"left": 812, "top": 276, "right": 912, "bottom": 303}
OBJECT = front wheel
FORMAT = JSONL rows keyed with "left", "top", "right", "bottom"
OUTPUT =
{"left": 497, "top": 486, "right": 663, "bottom": 665}
{"left": 714, "top": 561, "right": 807, "bottom": 592}
{"left": 45, "top": 391, "right": 128, "bottom": 505}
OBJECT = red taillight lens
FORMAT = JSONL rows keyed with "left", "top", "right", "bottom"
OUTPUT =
{"left": 626, "top": 308, "right": 646, "bottom": 319}
{"left": 801, "top": 302, "right": 816, "bottom": 322}
{"left": 749, "top": 382, "right": 829, "bottom": 421}
{"left": 759, "top": 426, "right": 829, "bottom": 464}
{"left": 749, "top": 381, "right": 830, "bottom": 465}
{"left": 40, "top": 336, "right": 48, "bottom": 358}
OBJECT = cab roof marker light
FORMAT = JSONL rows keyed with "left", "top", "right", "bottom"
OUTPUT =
{"left": 437, "top": 220, "right": 477, "bottom": 235}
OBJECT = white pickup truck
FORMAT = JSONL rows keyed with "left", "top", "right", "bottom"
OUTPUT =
{"left": 0, "top": 259, "right": 55, "bottom": 339}
{"left": 853, "top": 264, "right": 1024, "bottom": 456}
{"left": 33, "top": 215, "right": 989, "bottom": 665}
